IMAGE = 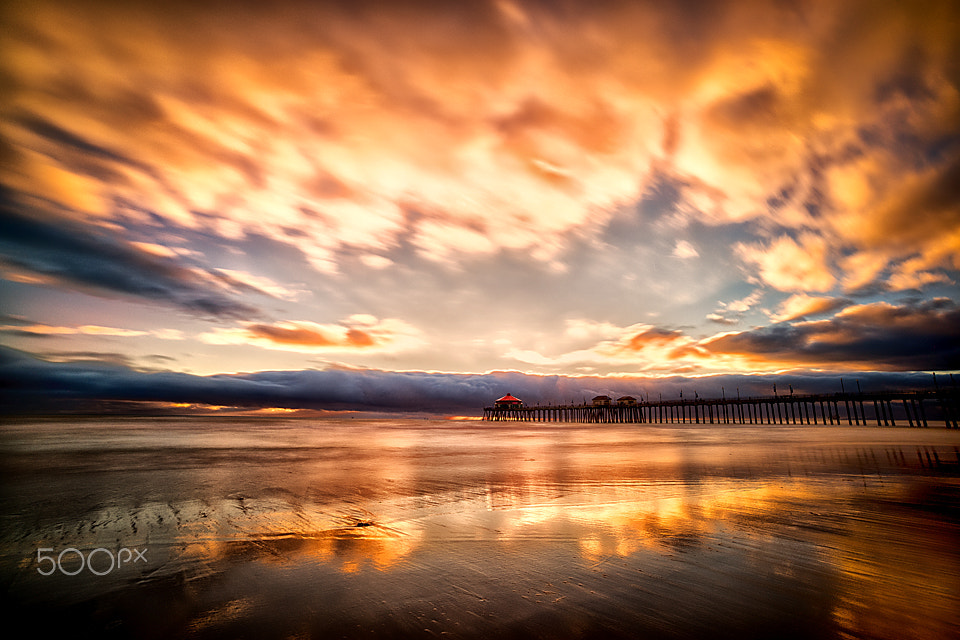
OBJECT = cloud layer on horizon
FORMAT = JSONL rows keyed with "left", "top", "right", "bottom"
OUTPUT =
{"left": 0, "top": 345, "right": 947, "bottom": 415}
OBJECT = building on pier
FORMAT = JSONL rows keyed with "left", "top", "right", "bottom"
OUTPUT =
{"left": 494, "top": 393, "right": 523, "bottom": 409}
{"left": 592, "top": 395, "right": 612, "bottom": 406}
{"left": 617, "top": 395, "right": 637, "bottom": 406}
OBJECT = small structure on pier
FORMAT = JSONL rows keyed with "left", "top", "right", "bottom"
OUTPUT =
{"left": 494, "top": 393, "right": 523, "bottom": 409}
{"left": 617, "top": 395, "right": 637, "bottom": 406}
{"left": 592, "top": 395, "right": 612, "bottom": 406}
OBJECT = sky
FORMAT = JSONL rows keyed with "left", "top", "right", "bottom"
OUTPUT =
{"left": 1, "top": 0, "right": 959, "bottom": 413}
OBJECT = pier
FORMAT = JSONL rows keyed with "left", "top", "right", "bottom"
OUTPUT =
{"left": 483, "top": 388, "right": 960, "bottom": 427}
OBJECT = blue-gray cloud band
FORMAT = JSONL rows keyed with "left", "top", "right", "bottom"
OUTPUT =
{"left": 0, "top": 346, "right": 949, "bottom": 415}
{"left": 0, "top": 196, "right": 260, "bottom": 319}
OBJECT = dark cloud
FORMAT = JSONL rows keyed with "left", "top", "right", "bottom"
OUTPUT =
{"left": 33, "top": 350, "right": 139, "bottom": 368}
{"left": 0, "top": 329, "right": 56, "bottom": 339}
{"left": 0, "top": 313, "right": 30, "bottom": 325}
{"left": 20, "top": 115, "right": 141, "bottom": 168}
{"left": 0, "top": 198, "right": 260, "bottom": 319}
{"left": 704, "top": 299, "right": 960, "bottom": 370}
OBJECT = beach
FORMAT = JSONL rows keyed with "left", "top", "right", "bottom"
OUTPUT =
{"left": 2, "top": 417, "right": 959, "bottom": 639}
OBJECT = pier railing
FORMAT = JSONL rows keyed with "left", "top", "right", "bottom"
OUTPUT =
{"left": 483, "top": 389, "right": 960, "bottom": 427}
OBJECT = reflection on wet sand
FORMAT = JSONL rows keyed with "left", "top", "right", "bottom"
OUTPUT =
{"left": 1, "top": 418, "right": 958, "bottom": 638}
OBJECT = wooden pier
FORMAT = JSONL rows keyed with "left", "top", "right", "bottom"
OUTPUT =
{"left": 483, "top": 389, "right": 960, "bottom": 427}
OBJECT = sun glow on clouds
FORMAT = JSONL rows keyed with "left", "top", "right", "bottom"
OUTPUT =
{"left": 4, "top": 0, "right": 953, "bottom": 277}
{"left": 737, "top": 235, "right": 836, "bottom": 292}
{"left": 0, "top": 323, "right": 184, "bottom": 340}
{"left": 211, "top": 269, "right": 303, "bottom": 301}
{"left": 769, "top": 294, "right": 849, "bottom": 323}
{"left": 506, "top": 321, "right": 701, "bottom": 374}
{"left": 1, "top": 0, "right": 648, "bottom": 270}
{"left": 503, "top": 297, "right": 960, "bottom": 374}
{"left": 0, "top": 0, "right": 958, "bottom": 386}
{"left": 200, "top": 316, "right": 423, "bottom": 354}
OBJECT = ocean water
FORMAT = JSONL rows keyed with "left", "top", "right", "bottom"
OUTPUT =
{"left": 1, "top": 416, "right": 959, "bottom": 639}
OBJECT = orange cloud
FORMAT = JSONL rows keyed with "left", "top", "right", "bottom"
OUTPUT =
{"left": 828, "top": 153, "right": 960, "bottom": 291}
{"left": 575, "top": 324, "right": 703, "bottom": 373}
{"left": 769, "top": 294, "right": 849, "bottom": 322}
{"left": 526, "top": 298, "right": 959, "bottom": 374}
{"left": 245, "top": 323, "right": 342, "bottom": 347}
{"left": 199, "top": 316, "right": 423, "bottom": 354}
{"left": 737, "top": 234, "right": 836, "bottom": 292}
{"left": 2, "top": 0, "right": 957, "bottom": 312}
{"left": 0, "top": 323, "right": 182, "bottom": 339}
{"left": 701, "top": 299, "right": 960, "bottom": 371}
{"left": 622, "top": 327, "right": 688, "bottom": 351}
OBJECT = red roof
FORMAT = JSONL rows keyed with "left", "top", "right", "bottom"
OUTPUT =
{"left": 495, "top": 394, "right": 522, "bottom": 403}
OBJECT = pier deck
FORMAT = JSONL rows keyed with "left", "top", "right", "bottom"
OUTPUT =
{"left": 483, "top": 389, "right": 960, "bottom": 427}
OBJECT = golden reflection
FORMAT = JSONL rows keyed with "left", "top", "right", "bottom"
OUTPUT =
{"left": 564, "top": 493, "right": 717, "bottom": 562}
{"left": 46, "top": 431, "right": 952, "bottom": 639}
{"left": 188, "top": 598, "right": 254, "bottom": 633}
{"left": 9, "top": 417, "right": 960, "bottom": 640}
{"left": 296, "top": 532, "right": 416, "bottom": 573}
{"left": 824, "top": 481, "right": 960, "bottom": 639}
{"left": 105, "top": 466, "right": 957, "bottom": 640}
{"left": 165, "top": 505, "right": 420, "bottom": 575}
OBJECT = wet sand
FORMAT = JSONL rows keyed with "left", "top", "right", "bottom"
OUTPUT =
{"left": 1, "top": 417, "right": 959, "bottom": 639}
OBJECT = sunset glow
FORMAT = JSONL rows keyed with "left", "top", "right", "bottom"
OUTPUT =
{"left": 1, "top": 0, "right": 958, "bottom": 412}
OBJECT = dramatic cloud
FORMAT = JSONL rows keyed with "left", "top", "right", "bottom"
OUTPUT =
{"left": 2, "top": 0, "right": 958, "bottom": 277}
{"left": 0, "top": 0, "right": 957, "bottom": 387}
{"left": 829, "top": 149, "right": 960, "bottom": 291}
{"left": 702, "top": 299, "right": 960, "bottom": 370}
{"left": 519, "top": 299, "right": 960, "bottom": 374}
{"left": 0, "top": 205, "right": 260, "bottom": 319}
